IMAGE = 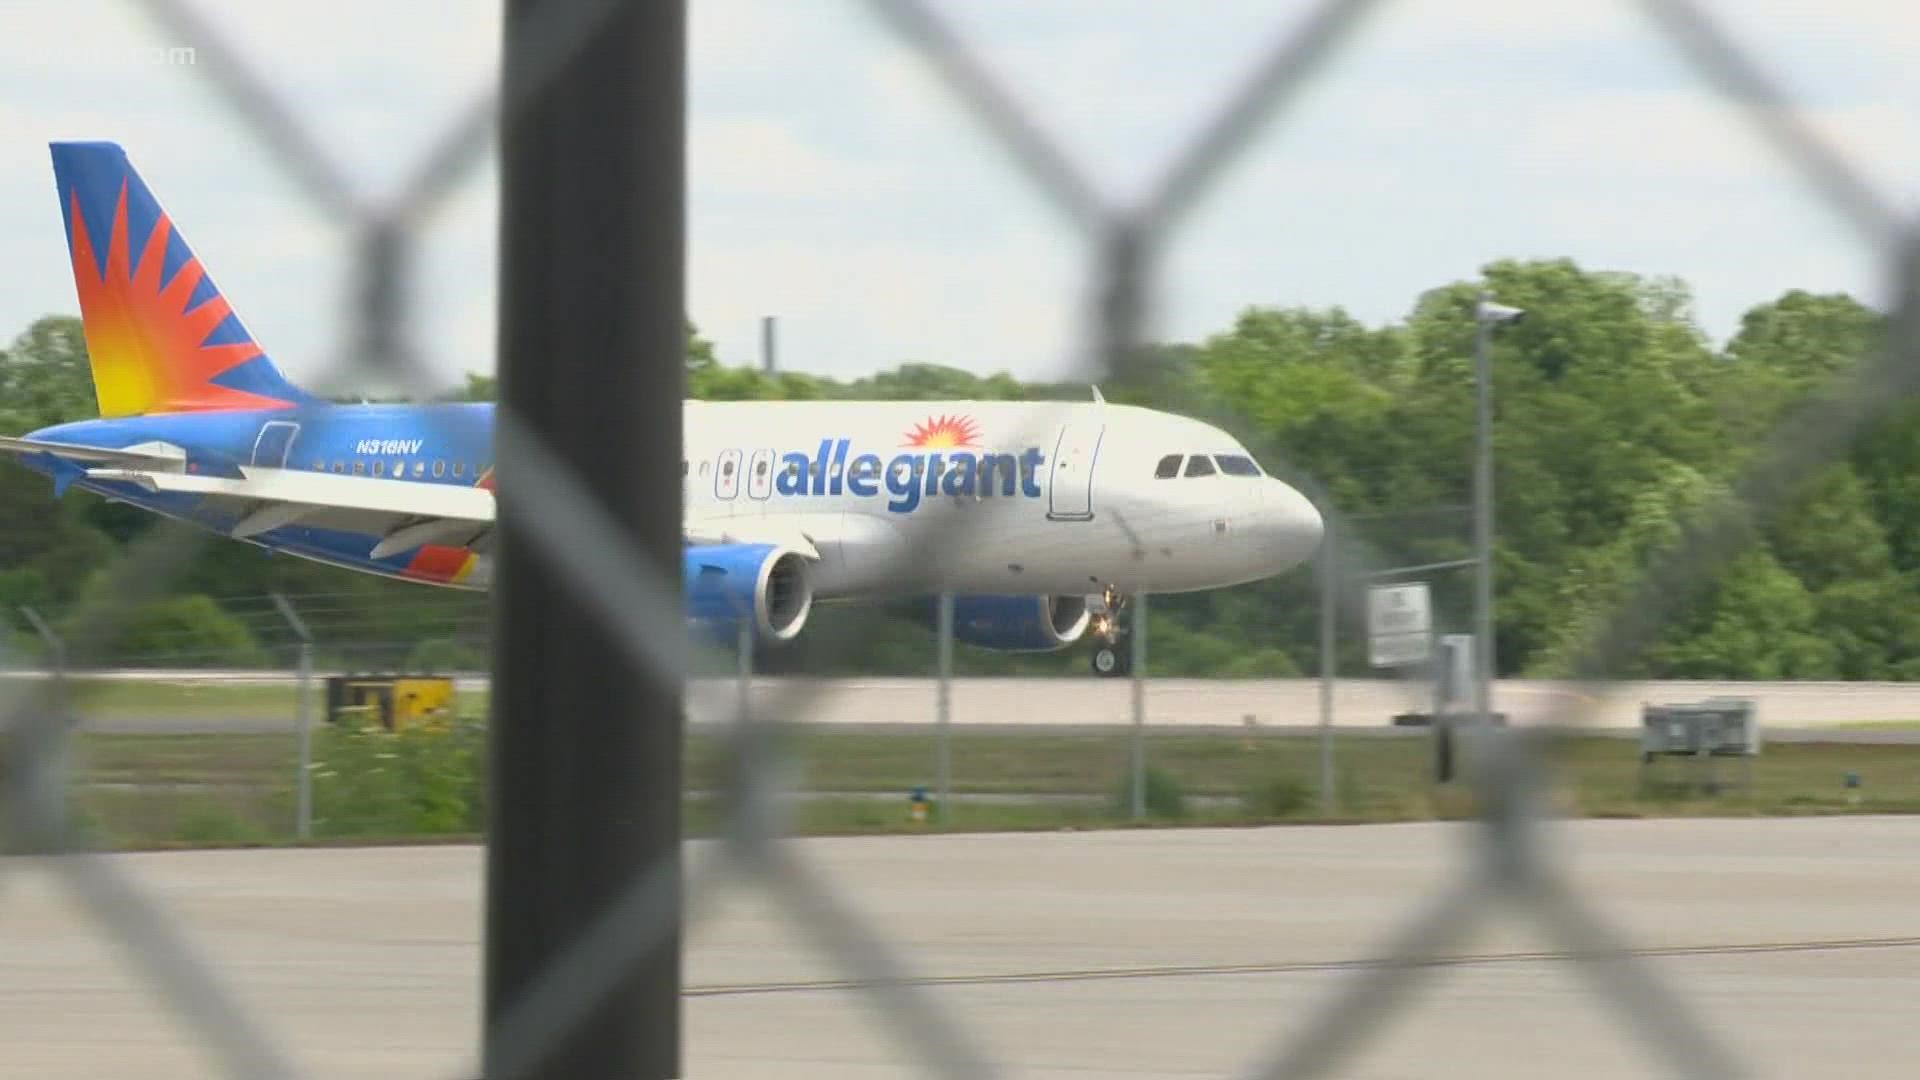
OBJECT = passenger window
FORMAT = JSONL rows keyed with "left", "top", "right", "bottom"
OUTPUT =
{"left": 392, "top": 459, "right": 405, "bottom": 477}
{"left": 331, "top": 462, "right": 344, "bottom": 474}
{"left": 1214, "top": 454, "right": 1262, "bottom": 477}
{"left": 311, "top": 460, "right": 325, "bottom": 472}
{"left": 373, "top": 460, "right": 385, "bottom": 477}
{"left": 412, "top": 461, "right": 426, "bottom": 478}
{"left": 1154, "top": 454, "right": 1182, "bottom": 479}
{"left": 454, "top": 462, "right": 466, "bottom": 478}
{"left": 433, "top": 460, "right": 446, "bottom": 478}
{"left": 353, "top": 460, "right": 366, "bottom": 476}
{"left": 1184, "top": 455, "right": 1216, "bottom": 478}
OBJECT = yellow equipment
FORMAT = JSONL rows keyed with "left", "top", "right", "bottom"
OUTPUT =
{"left": 324, "top": 674, "right": 456, "bottom": 731}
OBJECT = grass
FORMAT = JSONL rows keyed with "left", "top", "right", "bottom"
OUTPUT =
{"left": 5, "top": 677, "right": 492, "bottom": 721}
{"left": 63, "top": 681, "right": 298, "bottom": 719}
{"left": 26, "top": 725, "right": 1920, "bottom": 850}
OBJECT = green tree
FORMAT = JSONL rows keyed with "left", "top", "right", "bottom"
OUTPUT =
{"left": 1646, "top": 549, "right": 1836, "bottom": 679}
{"left": 3, "top": 261, "right": 1919, "bottom": 683}
{"left": 81, "top": 594, "right": 270, "bottom": 667}
{"left": 0, "top": 316, "right": 97, "bottom": 431}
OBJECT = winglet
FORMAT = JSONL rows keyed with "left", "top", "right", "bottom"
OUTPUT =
{"left": 1091, "top": 385, "right": 1106, "bottom": 404}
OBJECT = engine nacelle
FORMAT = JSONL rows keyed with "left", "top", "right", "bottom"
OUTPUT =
{"left": 947, "top": 594, "right": 1092, "bottom": 652}
{"left": 684, "top": 543, "right": 813, "bottom": 643}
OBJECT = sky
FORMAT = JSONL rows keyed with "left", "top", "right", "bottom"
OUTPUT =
{"left": 0, "top": 0, "right": 1916, "bottom": 396}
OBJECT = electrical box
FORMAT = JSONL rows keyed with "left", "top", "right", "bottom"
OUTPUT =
{"left": 1435, "top": 634, "right": 1475, "bottom": 713}
{"left": 325, "top": 674, "right": 456, "bottom": 732}
{"left": 1639, "top": 698, "right": 1760, "bottom": 760}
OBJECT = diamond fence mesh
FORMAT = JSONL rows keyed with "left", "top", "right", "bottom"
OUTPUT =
{"left": 1, "top": 0, "right": 1912, "bottom": 1076}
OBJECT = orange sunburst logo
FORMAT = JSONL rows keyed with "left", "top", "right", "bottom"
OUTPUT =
{"left": 66, "top": 182, "right": 282, "bottom": 417}
{"left": 902, "top": 413, "right": 981, "bottom": 449}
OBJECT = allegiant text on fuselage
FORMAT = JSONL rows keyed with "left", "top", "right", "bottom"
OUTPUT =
{"left": 767, "top": 439, "right": 1046, "bottom": 513}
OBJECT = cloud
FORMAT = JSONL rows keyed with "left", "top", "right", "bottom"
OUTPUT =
{"left": 1518, "top": 92, "right": 1920, "bottom": 210}
{"left": 1, "top": 0, "right": 1917, "bottom": 392}
{"left": 693, "top": 117, "right": 891, "bottom": 202}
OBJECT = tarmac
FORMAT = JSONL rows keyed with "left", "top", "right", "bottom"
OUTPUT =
{"left": 4, "top": 816, "right": 1919, "bottom": 1077}
{"left": 54, "top": 674, "right": 1920, "bottom": 738}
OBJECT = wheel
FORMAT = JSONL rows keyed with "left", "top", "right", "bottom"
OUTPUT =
{"left": 1091, "top": 644, "right": 1129, "bottom": 677}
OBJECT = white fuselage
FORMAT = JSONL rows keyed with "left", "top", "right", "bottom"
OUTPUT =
{"left": 681, "top": 399, "right": 1323, "bottom": 600}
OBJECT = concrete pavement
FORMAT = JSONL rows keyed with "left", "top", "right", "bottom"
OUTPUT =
{"left": 3, "top": 817, "right": 1918, "bottom": 1077}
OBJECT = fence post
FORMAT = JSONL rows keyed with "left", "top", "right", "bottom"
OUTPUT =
{"left": 935, "top": 592, "right": 953, "bottom": 825}
{"left": 488, "top": 1, "right": 685, "bottom": 1075}
{"left": 1317, "top": 517, "right": 1337, "bottom": 815}
{"left": 270, "top": 594, "right": 314, "bottom": 840}
{"left": 736, "top": 618, "right": 752, "bottom": 713}
{"left": 1129, "top": 594, "right": 1149, "bottom": 821}
{"left": 17, "top": 606, "right": 70, "bottom": 848}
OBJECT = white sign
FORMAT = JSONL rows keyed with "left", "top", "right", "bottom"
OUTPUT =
{"left": 1367, "top": 583, "right": 1432, "bottom": 668}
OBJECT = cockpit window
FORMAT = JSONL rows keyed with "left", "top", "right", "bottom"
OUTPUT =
{"left": 1184, "top": 454, "right": 1216, "bottom": 478}
{"left": 1214, "top": 454, "right": 1262, "bottom": 477}
{"left": 1154, "top": 454, "right": 1183, "bottom": 478}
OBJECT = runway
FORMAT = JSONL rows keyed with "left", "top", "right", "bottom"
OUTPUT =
{"left": 3, "top": 816, "right": 1918, "bottom": 1077}
{"left": 34, "top": 673, "right": 1920, "bottom": 736}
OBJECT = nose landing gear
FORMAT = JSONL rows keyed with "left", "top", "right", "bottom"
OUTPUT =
{"left": 1088, "top": 585, "right": 1132, "bottom": 678}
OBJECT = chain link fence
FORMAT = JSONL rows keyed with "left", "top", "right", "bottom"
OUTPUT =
{"left": 2, "top": 0, "right": 1912, "bottom": 1076}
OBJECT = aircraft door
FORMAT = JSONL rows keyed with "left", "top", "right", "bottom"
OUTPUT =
{"left": 1047, "top": 423, "right": 1104, "bottom": 521}
{"left": 714, "top": 449, "right": 743, "bottom": 501}
{"left": 746, "top": 449, "right": 775, "bottom": 500}
{"left": 251, "top": 421, "right": 300, "bottom": 467}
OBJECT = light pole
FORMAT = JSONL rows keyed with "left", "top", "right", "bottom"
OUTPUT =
{"left": 1472, "top": 291, "right": 1524, "bottom": 729}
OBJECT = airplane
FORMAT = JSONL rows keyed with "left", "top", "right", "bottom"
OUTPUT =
{"left": 1, "top": 141, "right": 1324, "bottom": 677}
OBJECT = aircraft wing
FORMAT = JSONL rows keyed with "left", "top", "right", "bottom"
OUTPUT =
{"left": 82, "top": 464, "right": 495, "bottom": 555}
{"left": 83, "top": 464, "right": 829, "bottom": 561}
{"left": 21, "top": 435, "right": 835, "bottom": 563}
{"left": 0, "top": 435, "right": 188, "bottom": 469}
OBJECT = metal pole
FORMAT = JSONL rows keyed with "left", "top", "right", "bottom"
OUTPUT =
{"left": 760, "top": 314, "right": 777, "bottom": 374}
{"left": 1129, "top": 594, "right": 1148, "bottom": 820}
{"left": 270, "top": 594, "right": 314, "bottom": 840}
{"left": 1317, "top": 519, "right": 1336, "bottom": 815}
{"left": 18, "top": 606, "right": 68, "bottom": 846}
{"left": 1471, "top": 290, "right": 1496, "bottom": 730}
{"left": 486, "top": 2, "right": 684, "bottom": 1077}
{"left": 737, "top": 616, "right": 752, "bottom": 721}
{"left": 296, "top": 641, "right": 313, "bottom": 837}
{"left": 1430, "top": 630, "right": 1449, "bottom": 785}
{"left": 935, "top": 592, "right": 953, "bottom": 825}
{"left": 19, "top": 606, "right": 61, "bottom": 673}
{"left": 935, "top": 594, "right": 953, "bottom": 818}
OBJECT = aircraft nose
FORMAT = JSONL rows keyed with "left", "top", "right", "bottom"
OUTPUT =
{"left": 1258, "top": 478, "right": 1324, "bottom": 571}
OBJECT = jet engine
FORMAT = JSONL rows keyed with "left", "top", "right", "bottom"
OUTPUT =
{"left": 684, "top": 542, "right": 813, "bottom": 643}
{"left": 946, "top": 594, "right": 1092, "bottom": 652}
